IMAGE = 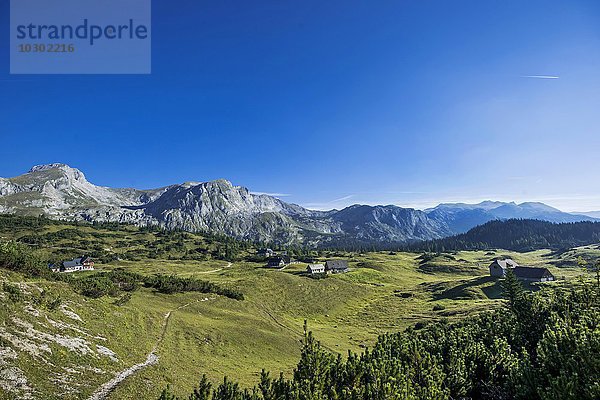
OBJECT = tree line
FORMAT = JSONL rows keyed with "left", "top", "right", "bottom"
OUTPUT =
{"left": 406, "top": 219, "right": 600, "bottom": 253}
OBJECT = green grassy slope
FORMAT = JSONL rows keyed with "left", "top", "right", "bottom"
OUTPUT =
{"left": 0, "top": 217, "right": 595, "bottom": 399}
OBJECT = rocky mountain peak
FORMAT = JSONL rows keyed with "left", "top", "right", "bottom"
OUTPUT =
{"left": 29, "top": 163, "right": 71, "bottom": 173}
{"left": 27, "top": 163, "right": 87, "bottom": 183}
{"left": 208, "top": 179, "right": 235, "bottom": 189}
{"left": 181, "top": 181, "right": 201, "bottom": 188}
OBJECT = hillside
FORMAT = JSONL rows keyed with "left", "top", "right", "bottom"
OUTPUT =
{"left": 1, "top": 215, "right": 591, "bottom": 399}
{"left": 165, "top": 279, "right": 600, "bottom": 400}
{"left": 409, "top": 219, "right": 600, "bottom": 252}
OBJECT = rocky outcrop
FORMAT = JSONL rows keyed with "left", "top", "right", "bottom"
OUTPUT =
{"left": 0, "top": 165, "right": 328, "bottom": 243}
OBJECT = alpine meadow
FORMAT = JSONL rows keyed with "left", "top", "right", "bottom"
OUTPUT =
{"left": 1, "top": 1, "right": 600, "bottom": 399}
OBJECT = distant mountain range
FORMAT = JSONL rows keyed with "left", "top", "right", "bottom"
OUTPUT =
{"left": 426, "top": 201, "right": 597, "bottom": 234}
{"left": 577, "top": 211, "right": 600, "bottom": 219}
{"left": 0, "top": 164, "right": 597, "bottom": 246}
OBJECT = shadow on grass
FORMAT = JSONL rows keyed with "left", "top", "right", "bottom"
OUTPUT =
{"left": 432, "top": 276, "right": 499, "bottom": 300}
{"left": 282, "top": 270, "right": 305, "bottom": 276}
{"left": 480, "top": 279, "right": 503, "bottom": 299}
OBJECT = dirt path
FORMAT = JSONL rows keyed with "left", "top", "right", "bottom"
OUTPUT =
{"left": 87, "top": 300, "right": 204, "bottom": 400}
{"left": 196, "top": 262, "right": 232, "bottom": 274}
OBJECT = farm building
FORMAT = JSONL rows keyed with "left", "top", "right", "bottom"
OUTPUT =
{"left": 489, "top": 259, "right": 555, "bottom": 282}
{"left": 325, "top": 260, "right": 349, "bottom": 274}
{"left": 513, "top": 267, "right": 555, "bottom": 282}
{"left": 306, "top": 264, "right": 325, "bottom": 274}
{"left": 267, "top": 256, "right": 290, "bottom": 268}
{"left": 60, "top": 256, "right": 95, "bottom": 273}
{"left": 489, "top": 259, "right": 520, "bottom": 277}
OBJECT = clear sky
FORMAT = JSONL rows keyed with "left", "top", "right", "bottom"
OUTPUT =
{"left": 1, "top": 0, "right": 599, "bottom": 212}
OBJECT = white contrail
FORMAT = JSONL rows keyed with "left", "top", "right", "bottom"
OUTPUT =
{"left": 521, "top": 75, "right": 559, "bottom": 79}
{"left": 331, "top": 194, "right": 355, "bottom": 203}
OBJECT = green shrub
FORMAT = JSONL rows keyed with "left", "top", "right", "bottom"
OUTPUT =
{"left": 2, "top": 282, "right": 23, "bottom": 303}
{"left": 0, "top": 241, "right": 47, "bottom": 277}
{"left": 75, "top": 276, "right": 119, "bottom": 298}
{"left": 105, "top": 268, "right": 142, "bottom": 291}
{"left": 45, "top": 295, "right": 62, "bottom": 310}
{"left": 144, "top": 274, "right": 244, "bottom": 300}
{"left": 114, "top": 292, "right": 132, "bottom": 306}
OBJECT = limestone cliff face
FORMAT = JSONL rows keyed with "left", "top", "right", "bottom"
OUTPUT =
{"left": 0, "top": 164, "right": 453, "bottom": 245}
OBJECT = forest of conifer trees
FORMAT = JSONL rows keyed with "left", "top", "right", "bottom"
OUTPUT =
{"left": 408, "top": 219, "right": 600, "bottom": 253}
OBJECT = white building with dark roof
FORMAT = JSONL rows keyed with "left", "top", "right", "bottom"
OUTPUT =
{"left": 307, "top": 264, "right": 325, "bottom": 274}
{"left": 513, "top": 267, "right": 555, "bottom": 282}
{"left": 489, "top": 259, "right": 555, "bottom": 282}
{"left": 489, "top": 259, "right": 519, "bottom": 277}
{"left": 61, "top": 256, "right": 94, "bottom": 273}
{"left": 325, "top": 260, "right": 349, "bottom": 274}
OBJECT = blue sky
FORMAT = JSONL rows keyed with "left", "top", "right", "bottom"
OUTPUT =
{"left": 1, "top": 0, "right": 599, "bottom": 211}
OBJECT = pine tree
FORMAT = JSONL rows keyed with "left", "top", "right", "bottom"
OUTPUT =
{"left": 161, "top": 287, "right": 600, "bottom": 400}
{"left": 158, "top": 385, "right": 178, "bottom": 400}
{"left": 213, "top": 376, "right": 241, "bottom": 400}
{"left": 501, "top": 269, "right": 524, "bottom": 312}
{"left": 189, "top": 375, "right": 212, "bottom": 400}
{"left": 293, "top": 320, "right": 334, "bottom": 398}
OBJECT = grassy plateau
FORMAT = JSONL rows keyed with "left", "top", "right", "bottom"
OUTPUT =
{"left": 0, "top": 216, "right": 596, "bottom": 399}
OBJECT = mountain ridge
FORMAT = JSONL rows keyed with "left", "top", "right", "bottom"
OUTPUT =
{"left": 0, "top": 164, "right": 596, "bottom": 245}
